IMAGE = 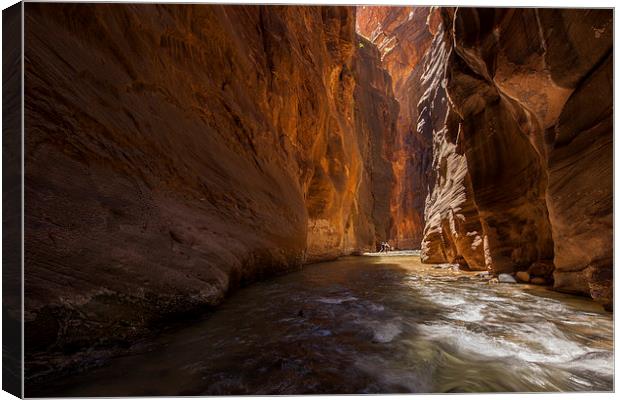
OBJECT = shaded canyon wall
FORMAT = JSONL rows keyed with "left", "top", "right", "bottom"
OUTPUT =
{"left": 24, "top": 3, "right": 397, "bottom": 376}
{"left": 361, "top": 7, "right": 612, "bottom": 307}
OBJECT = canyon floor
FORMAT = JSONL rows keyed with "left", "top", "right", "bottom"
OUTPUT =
{"left": 29, "top": 254, "right": 612, "bottom": 396}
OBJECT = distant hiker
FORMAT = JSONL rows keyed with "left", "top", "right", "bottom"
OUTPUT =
{"left": 379, "top": 242, "right": 385, "bottom": 252}
{"left": 384, "top": 242, "right": 391, "bottom": 252}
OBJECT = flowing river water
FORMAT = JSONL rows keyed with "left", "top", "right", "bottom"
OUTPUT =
{"left": 38, "top": 254, "right": 613, "bottom": 395}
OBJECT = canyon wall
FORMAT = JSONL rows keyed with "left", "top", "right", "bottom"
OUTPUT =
{"left": 20, "top": 4, "right": 616, "bottom": 382}
{"left": 417, "top": 12, "right": 487, "bottom": 270}
{"left": 24, "top": 3, "right": 397, "bottom": 377}
{"left": 353, "top": 35, "right": 399, "bottom": 248}
{"left": 408, "top": 8, "right": 612, "bottom": 307}
{"left": 356, "top": 6, "right": 433, "bottom": 249}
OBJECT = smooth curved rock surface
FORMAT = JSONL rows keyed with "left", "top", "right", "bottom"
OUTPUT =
{"left": 21, "top": 4, "right": 615, "bottom": 383}
{"left": 412, "top": 8, "right": 612, "bottom": 307}
{"left": 24, "top": 3, "right": 399, "bottom": 376}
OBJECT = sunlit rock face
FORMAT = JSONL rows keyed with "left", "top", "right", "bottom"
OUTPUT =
{"left": 356, "top": 6, "right": 433, "bottom": 249}
{"left": 352, "top": 35, "right": 400, "bottom": 249}
{"left": 417, "top": 16, "right": 486, "bottom": 270}
{"left": 416, "top": 8, "right": 613, "bottom": 306}
{"left": 24, "top": 3, "right": 398, "bottom": 367}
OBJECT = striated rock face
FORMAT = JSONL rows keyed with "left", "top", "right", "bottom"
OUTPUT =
{"left": 414, "top": 8, "right": 613, "bottom": 305}
{"left": 24, "top": 3, "right": 398, "bottom": 377}
{"left": 353, "top": 35, "right": 399, "bottom": 248}
{"left": 356, "top": 6, "right": 433, "bottom": 249}
{"left": 417, "top": 18, "right": 486, "bottom": 270}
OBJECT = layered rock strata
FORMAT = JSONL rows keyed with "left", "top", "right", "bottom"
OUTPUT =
{"left": 21, "top": 5, "right": 616, "bottom": 385}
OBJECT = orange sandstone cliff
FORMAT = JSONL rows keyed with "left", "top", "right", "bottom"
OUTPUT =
{"left": 357, "top": 6, "right": 613, "bottom": 308}
{"left": 22, "top": 4, "right": 613, "bottom": 382}
{"left": 359, "top": 7, "right": 612, "bottom": 306}
{"left": 357, "top": 6, "right": 433, "bottom": 249}
{"left": 430, "top": 8, "right": 612, "bottom": 308}
{"left": 24, "top": 3, "right": 397, "bottom": 376}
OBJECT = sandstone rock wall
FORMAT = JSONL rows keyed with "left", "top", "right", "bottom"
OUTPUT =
{"left": 544, "top": 20, "right": 613, "bottom": 306}
{"left": 21, "top": 4, "right": 616, "bottom": 381}
{"left": 414, "top": 8, "right": 613, "bottom": 306}
{"left": 24, "top": 3, "right": 397, "bottom": 375}
{"left": 356, "top": 6, "right": 433, "bottom": 249}
{"left": 352, "top": 35, "right": 399, "bottom": 248}
{"left": 417, "top": 17, "right": 486, "bottom": 270}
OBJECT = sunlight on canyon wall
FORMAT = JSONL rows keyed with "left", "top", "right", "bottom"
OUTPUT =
{"left": 23, "top": 4, "right": 613, "bottom": 380}
{"left": 356, "top": 6, "right": 433, "bottom": 250}
{"left": 24, "top": 4, "right": 397, "bottom": 368}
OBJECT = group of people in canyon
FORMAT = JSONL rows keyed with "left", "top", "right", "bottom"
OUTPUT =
{"left": 379, "top": 241, "right": 392, "bottom": 253}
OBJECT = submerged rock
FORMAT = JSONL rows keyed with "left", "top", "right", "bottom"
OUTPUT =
{"left": 433, "top": 263, "right": 460, "bottom": 270}
{"left": 21, "top": 4, "right": 614, "bottom": 388}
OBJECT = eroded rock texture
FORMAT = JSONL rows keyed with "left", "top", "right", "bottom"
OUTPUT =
{"left": 413, "top": 8, "right": 613, "bottom": 306}
{"left": 21, "top": 4, "right": 615, "bottom": 384}
{"left": 24, "top": 3, "right": 397, "bottom": 377}
{"left": 356, "top": 6, "right": 433, "bottom": 249}
{"left": 353, "top": 35, "right": 399, "bottom": 248}
{"left": 417, "top": 13, "right": 486, "bottom": 270}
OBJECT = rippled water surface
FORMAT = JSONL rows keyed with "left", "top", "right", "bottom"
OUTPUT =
{"left": 41, "top": 255, "right": 613, "bottom": 395}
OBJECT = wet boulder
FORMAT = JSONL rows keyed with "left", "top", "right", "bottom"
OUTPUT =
{"left": 516, "top": 271, "right": 531, "bottom": 283}
{"left": 498, "top": 274, "right": 517, "bottom": 284}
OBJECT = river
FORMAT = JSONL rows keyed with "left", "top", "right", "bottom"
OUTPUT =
{"left": 37, "top": 254, "right": 613, "bottom": 395}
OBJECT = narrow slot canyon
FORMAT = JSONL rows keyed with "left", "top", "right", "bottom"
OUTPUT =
{"left": 20, "top": 4, "right": 613, "bottom": 395}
